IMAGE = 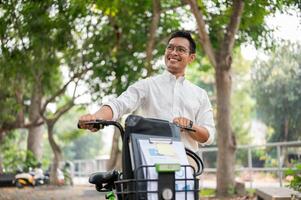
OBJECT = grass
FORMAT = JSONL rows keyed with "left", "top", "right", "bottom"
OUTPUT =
{"left": 246, "top": 188, "right": 256, "bottom": 196}
{"left": 199, "top": 188, "right": 216, "bottom": 197}
{"left": 199, "top": 188, "right": 256, "bottom": 198}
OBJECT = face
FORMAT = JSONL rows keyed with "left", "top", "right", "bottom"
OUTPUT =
{"left": 164, "top": 37, "right": 195, "bottom": 77}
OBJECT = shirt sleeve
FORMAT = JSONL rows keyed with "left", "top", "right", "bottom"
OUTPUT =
{"left": 103, "top": 79, "right": 148, "bottom": 121}
{"left": 196, "top": 91, "right": 215, "bottom": 146}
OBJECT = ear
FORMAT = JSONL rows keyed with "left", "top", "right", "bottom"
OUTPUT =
{"left": 188, "top": 53, "right": 196, "bottom": 64}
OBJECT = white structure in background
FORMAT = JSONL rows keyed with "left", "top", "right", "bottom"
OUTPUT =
{"left": 250, "top": 119, "right": 267, "bottom": 145}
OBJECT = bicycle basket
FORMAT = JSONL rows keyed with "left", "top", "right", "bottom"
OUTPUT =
{"left": 115, "top": 164, "right": 199, "bottom": 200}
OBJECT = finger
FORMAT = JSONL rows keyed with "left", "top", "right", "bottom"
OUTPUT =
{"left": 90, "top": 128, "right": 99, "bottom": 132}
{"left": 79, "top": 115, "right": 89, "bottom": 121}
{"left": 173, "top": 117, "right": 180, "bottom": 124}
{"left": 79, "top": 114, "right": 96, "bottom": 122}
{"left": 184, "top": 118, "right": 189, "bottom": 127}
{"left": 182, "top": 117, "right": 190, "bottom": 127}
{"left": 177, "top": 117, "right": 185, "bottom": 127}
{"left": 179, "top": 117, "right": 185, "bottom": 126}
{"left": 78, "top": 124, "right": 92, "bottom": 130}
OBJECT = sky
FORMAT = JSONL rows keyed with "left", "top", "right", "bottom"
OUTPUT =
{"left": 241, "top": 12, "right": 301, "bottom": 60}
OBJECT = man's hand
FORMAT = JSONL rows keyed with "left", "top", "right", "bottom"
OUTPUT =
{"left": 174, "top": 116, "right": 210, "bottom": 143}
{"left": 78, "top": 114, "right": 99, "bottom": 132}
{"left": 173, "top": 117, "right": 193, "bottom": 130}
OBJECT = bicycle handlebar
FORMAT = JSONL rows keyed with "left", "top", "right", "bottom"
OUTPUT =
{"left": 78, "top": 119, "right": 196, "bottom": 134}
{"left": 78, "top": 120, "right": 125, "bottom": 139}
{"left": 78, "top": 119, "right": 203, "bottom": 175}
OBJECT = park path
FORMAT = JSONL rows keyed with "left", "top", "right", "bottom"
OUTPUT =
{"left": 0, "top": 185, "right": 106, "bottom": 200}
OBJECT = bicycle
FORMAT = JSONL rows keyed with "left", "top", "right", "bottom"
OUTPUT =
{"left": 78, "top": 115, "right": 204, "bottom": 200}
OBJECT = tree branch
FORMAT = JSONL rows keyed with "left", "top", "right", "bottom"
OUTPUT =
{"left": 221, "top": 0, "right": 244, "bottom": 61}
{"left": 145, "top": 0, "right": 161, "bottom": 76}
{"left": 53, "top": 101, "right": 75, "bottom": 123}
{"left": 42, "top": 84, "right": 89, "bottom": 126}
{"left": 15, "top": 83, "right": 25, "bottom": 125}
{"left": 41, "top": 66, "right": 92, "bottom": 114}
{"left": 0, "top": 119, "right": 44, "bottom": 135}
{"left": 187, "top": 0, "right": 217, "bottom": 68}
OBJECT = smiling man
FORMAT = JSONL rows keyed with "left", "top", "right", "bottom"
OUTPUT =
{"left": 79, "top": 30, "right": 215, "bottom": 150}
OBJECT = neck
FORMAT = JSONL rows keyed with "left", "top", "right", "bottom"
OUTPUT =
{"left": 166, "top": 70, "right": 185, "bottom": 79}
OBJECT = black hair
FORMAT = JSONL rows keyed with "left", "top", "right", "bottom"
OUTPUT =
{"left": 167, "top": 30, "right": 196, "bottom": 54}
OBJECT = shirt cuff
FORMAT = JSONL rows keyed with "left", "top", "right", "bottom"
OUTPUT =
{"left": 102, "top": 102, "right": 118, "bottom": 121}
{"left": 199, "top": 125, "right": 215, "bottom": 146}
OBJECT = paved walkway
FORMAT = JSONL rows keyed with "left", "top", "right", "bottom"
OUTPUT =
{"left": 0, "top": 185, "right": 106, "bottom": 200}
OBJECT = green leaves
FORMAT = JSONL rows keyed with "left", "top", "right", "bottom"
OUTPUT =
{"left": 285, "top": 163, "right": 301, "bottom": 192}
{"left": 252, "top": 42, "right": 301, "bottom": 142}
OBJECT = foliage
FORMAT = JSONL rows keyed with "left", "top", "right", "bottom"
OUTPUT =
{"left": 195, "top": 1, "right": 300, "bottom": 53}
{"left": 252, "top": 42, "right": 301, "bottom": 142}
{"left": 0, "top": 1, "right": 300, "bottom": 190}
{"left": 65, "top": 133, "right": 104, "bottom": 160}
{"left": 191, "top": 0, "right": 301, "bottom": 196}
{"left": 0, "top": 77, "right": 19, "bottom": 126}
{"left": 231, "top": 50, "right": 255, "bottom": 144}
{"left": 46, "top": 106, "right": 106, "bottom": 160}
{"left": 85, "top": 0, "right": 183, "bottom": 99}
{"left": 3, "top": 149, "right": 38, "bottom": 173}
{"left": 186, "top": 57, "right": 215, "bottom": 97}
{"left": 285, "top": 163, "right": 301, "bottom": 192}
{"left": 199, "top": 188, "right": 215, "bottom": 197}
{"left": 251, "top": 149, "right": 266, "bottom": 167}
{"left": 0, "top": 130, "right": 38, "bottom": 173}
{"left": 0, "top": 0, "right": 86, "bottom": 130}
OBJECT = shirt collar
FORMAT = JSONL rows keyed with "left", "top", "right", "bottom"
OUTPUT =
{"left": 163, "top": 70, "right": 185, "bottom": 84}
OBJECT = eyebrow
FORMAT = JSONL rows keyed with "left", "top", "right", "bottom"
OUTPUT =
{"left": 167, "top": 44, "right": 189, "bottom": 49}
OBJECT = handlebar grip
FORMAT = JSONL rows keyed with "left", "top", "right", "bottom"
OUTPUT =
{"left": 77, "top": 123, "right": 84, "bottom": 129}
{"left": 77, "top": 120, "right": 124, "bottom": 139}
{"left": 77, "top": 120, "right": 105, "bottom": 130}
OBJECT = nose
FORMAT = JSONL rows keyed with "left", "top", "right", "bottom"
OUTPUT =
{"left": 169, "top": 48, "right": 179, "bottom": 55}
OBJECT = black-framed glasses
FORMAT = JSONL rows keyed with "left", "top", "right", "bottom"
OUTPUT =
{"left": 165, "top": 44, "right": 189, "bottom": 55}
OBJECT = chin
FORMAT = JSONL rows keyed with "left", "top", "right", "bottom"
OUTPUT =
{"left": 167, "top": 67, "right": 180, "bottom": 75}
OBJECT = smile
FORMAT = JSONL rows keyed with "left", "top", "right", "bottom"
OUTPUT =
{"left": 168, "top": 56, "right": 181, "bottom": 62}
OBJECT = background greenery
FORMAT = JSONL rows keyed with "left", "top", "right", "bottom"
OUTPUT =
{"left": 0, "top": 0, "right": 300, "bottom": 195}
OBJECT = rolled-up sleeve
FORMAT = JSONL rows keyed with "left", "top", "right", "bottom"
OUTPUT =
{"left": 103, "top": 79, "right": 148, "bottom": 121}
{"left": 196, "top": 91, "right": 215, "bottom": 146}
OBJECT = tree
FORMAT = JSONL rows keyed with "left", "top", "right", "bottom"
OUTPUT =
{"left": 82, "top": 0, "right": 184, "bottom": 169}
{"left": 0, "top": 0, "right": 67, "bottom": 160}
{"left": 231, "top": 50, "right": 254, "bottom": 145}
{"left": 186, "top": 0, "right": 300, "bottom": 196}
{"left": 252, "top": 42, "right": 301, "bottom": 142}
{"left": 0, "top": 0, "right": 90, "bottom": 179}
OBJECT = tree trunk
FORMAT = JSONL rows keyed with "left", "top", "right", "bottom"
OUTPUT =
{"left": 106, "top": 127, "right": 122, "bottom": 171}
{"left": 215, "top": 66, "right": 236, "bottom": 197}
{"left": 47, "top": 122, "right": 62, "bottom": 185}
{"left": 145, "top": 0, "right": 161, "bottom": 76}
{"left": 284, "top": 116, "right": 289, "bottom": 142}
{"left": 0, "top": 154, "right": 3, "bottom": 174}
{"left": 27, "top": 83, "right": 44, "bottom": 161}
{"left": 0, "top": 133, "right": 3, "bottom": 173}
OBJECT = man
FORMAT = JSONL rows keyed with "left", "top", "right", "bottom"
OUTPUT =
{"left": 79, "top": 30, "right": 215, "bottom": 151}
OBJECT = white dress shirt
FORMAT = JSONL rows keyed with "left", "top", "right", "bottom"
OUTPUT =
{"left": 104, "top": 70, "right": 215, "bottom": 151}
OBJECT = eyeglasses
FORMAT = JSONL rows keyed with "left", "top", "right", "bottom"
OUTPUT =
{"left": 166, "top": 44, "right": 189, "bottom": 55}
